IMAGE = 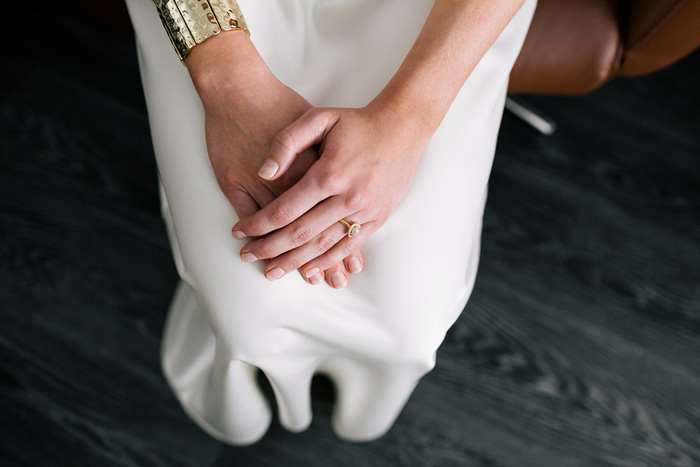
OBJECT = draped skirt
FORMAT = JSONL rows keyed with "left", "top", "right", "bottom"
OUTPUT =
{"left": 125, "top": 0, "right": 536, "bottom": 445}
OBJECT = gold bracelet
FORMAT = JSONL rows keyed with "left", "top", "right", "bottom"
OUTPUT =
{"left": 153, "top": 0, "right": 250, "bottom": 61}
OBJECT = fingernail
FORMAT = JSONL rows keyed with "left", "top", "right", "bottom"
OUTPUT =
{"left": 241, "top": 252, "right": 258, "bottom": 263}
{"left": 331, "top": 272, "right": 347, "bottom": 289}
{"left": 347, "top": 257, "right": 363, "bottom": 274}
{"left": 232, "top": 230, "right": 247, "bottom": 239}
{"left": 305, "top": 267, "right": 320, "bottom": 279}
{"left": 266, "top": 267, "right": 285, "bottom": 281}
{"left": 309, "top": 272, "right": 323, "bottom": 285}
{"left": 258, "top": 160, "right": 279, "bottom": 179}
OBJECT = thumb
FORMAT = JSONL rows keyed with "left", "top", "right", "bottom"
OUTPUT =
{"left": 258, "top": 108, "right": 338, "bottom": 181}
{"left": 227, "top": 186, "right": 261, "bottom": 239}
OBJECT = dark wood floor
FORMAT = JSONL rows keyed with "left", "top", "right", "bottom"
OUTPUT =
{"left": 2, "top": 2, "right": 699, "bottom": 466}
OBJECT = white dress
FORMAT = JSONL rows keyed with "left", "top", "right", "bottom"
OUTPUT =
{"left": 125, "top": 0, "right": 536, "bottom": 445}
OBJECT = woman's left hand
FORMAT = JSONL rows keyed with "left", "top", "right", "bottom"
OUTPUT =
{"left": 231, "top": 101, "right": 431, "bottom": 281}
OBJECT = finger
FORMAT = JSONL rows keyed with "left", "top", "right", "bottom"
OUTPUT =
{"left": 324, "top": 248, "right": 364, "bottom": 289}
{"left": 300, "top": 222, "right": 376, "bottom": 278}
{"left": 232, "top": 168, "right": 332, "bottom": 238}
{"left": 239, "top": 197, "right": 350, "bottom": 261}
{"left": 322, "top": 262, "right": 348, "bottom": 289}
{"left": 303, "top": 269, "right": 325, "bottom": 285}
{"left": 261, "top": 222, "right": 348, "bottom": 281}
{"left": 255, "top": 185, "right": 279, "bottom": 209}
{"left": 227, "top": 187, "right": 260, "bottom": 221}
{"left": 229, "top": 186, "right": 275, "bottom": 239}
{"left": 343, "top": 247, "right": 364, "bottom": 275}
{"left": 302, "top": 252, "right": 360, "bottom": 287}
{"left": 258, "top": 108, "right": 338, "bottom": 181}
{"left": 298, "top": 262, "right": 325, "bottom": 285}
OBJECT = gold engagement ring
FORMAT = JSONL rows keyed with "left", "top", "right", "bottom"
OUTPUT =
{"left": 339, "top": 219, "right": 361, "bottom": 238}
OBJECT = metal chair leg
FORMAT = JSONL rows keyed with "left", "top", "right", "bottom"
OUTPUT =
{"left": 505, "top": 96, "right": 557, "bottom": 135}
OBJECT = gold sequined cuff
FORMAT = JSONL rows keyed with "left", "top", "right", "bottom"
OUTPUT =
{"left": 153, "top": 0, "right": 250, "bottom": 61}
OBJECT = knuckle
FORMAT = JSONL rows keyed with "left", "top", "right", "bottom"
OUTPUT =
{"left": 306, "top": 107, "right": 324, "bottom": 119}
{"left": 318, "top": 170, "right": 344, "bottom": 194}
{"left": 244, "top": 221, "right": 263, "bottom": 237}
{"left": 340, "top": 239, "right": 355, "bottom": 255}
{"left": 345, "top": 190, "right": 367, "bottom": 211}
{"left": 290, "top": 224, "right": 313, "bottom": 245}
{"left": 318, "top": 248, "right": 344, "bottom": 272}
{"left": 273, "top": 130, "right": 295, "bottom": 152}
{"left": 255, "top": 244, "right": 275, "bottom": 259}
{"left": 324, "top": 253, "right": 344, "bottom": 272}
{"left": 286, "top": 256, "right": 303, "bottom": 270}
{"left": 349, "top": 245, "right": 362, "bottom": 256}
{"left": 316, "top": 235, "right": 337, "bottom": 253}
{"left": 271, "top": 205, "right": 293, "bottom": 226}
{"left": 219, "top": 174, "right": 243, "bottom": 195}
{"left": 240, "top": 220, "right": 257, "bottom": 235}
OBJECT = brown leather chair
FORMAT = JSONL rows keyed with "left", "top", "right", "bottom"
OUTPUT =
{"left": 509, "top": 0, "right": 700, "bottom": 94}
{"left": 79, "top": 0, "right": 700, "bottom": 95}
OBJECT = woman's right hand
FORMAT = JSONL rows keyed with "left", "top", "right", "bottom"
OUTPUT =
{"left": 185, "top": 31, "right": 363, "bottom": 288}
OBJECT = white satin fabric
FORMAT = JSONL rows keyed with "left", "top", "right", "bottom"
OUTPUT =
{"left": 126, "top": 0, "right": 536, "bottom": 445}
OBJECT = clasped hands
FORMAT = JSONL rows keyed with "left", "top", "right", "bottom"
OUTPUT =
{"left": 232, "top": 101, "right": 428, "bottom": 288}
{"left": 188, "top": 32, "right": 428, "bottom": 289}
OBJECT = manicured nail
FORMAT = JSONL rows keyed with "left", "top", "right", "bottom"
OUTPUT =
{"left": 305, "top": 267, "right": 320, "bottom": 279}
{"left": 309, "top": 273, "right": 323, "bottom": 285}
{"left": 347, "top": 257, "right": 363, "bottom": 274}
{"left": 241, "top": 252, "right": 258, "bottom": 263}
{"left": 258, "top": 160, "right": 279, "bottom": 179}
{"left": 232, "top": 230, "right": 247, "bottom": 239}
{"left": 266, "top": 267, "right": 285, "bottom": 281}
{"left": 331, "top": 272, "right": 347, "bottom": 289}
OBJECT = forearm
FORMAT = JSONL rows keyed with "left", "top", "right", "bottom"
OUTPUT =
{"left": 374, "top": 0, "right": 525, "bottom": 137}
{"left": 155, "top": 12, "right": 363, "bottom": 287}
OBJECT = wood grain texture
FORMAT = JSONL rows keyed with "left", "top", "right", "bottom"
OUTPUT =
{"left": 1, "top": 1, "right": 699, "bottom": 466}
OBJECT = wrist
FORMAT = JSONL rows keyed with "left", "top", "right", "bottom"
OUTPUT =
{"left": 368, "top": 88, "right": 437, "bottom": 145}
{"left": 185, "top": 30, "right": 273, "bottom": 104}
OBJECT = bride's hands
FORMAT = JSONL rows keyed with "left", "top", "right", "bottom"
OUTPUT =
{"left": 186, "top": 31, "right": 363, "bottom": 288}
{"left": 231, "top": 100, "right": 431, "bottom": 281}
{"left": 225, "top": 0, "right": 528, "bottom": 285}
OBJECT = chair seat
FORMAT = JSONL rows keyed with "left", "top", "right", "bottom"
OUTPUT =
{"left": 509, "top": 0, "right": 700, "bottom": 95}
{"left": 509, "top": 0, "right": 622, "bottom": 95}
